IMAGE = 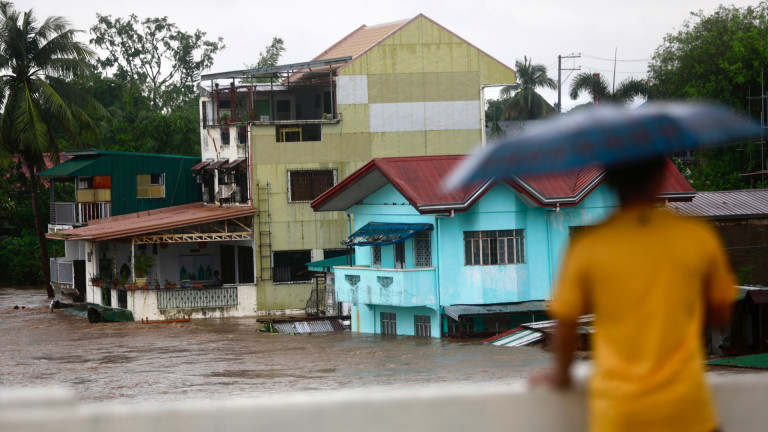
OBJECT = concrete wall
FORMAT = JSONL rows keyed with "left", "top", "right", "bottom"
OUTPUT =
{"left": 3, "top": 370, "right": 768, "bottom": 432}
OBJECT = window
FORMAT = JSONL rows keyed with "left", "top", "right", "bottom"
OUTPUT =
{"left": 372, "top": 246, "right": 382, "bottom": 267}
{"left": 221, "top": 126, "right": 230, "bottom": 145}
{"left": 394, "top": 242, "right": 405, "bottom": 269}
{"left": 288, "top": 169, "right": 336, "bottom": 202}
{"left": 202, "top": 101, "right": 208, "bottom": 129}
{"left": 77, "top": 177, "right": 93, "bottom": 189}
{"left": 414, "top": 232, "right": 432, "bottom": 267}
{"left": 414, "top": 315, "right": 431, "bottom": 337}
{"left": 136, "top": 174, "right": 165, "bottom": 198}
{"left": 238, "top": 125, "right": 247, "bottom": 145}
{"left": 273, "top": 250, "right": 312, "bottom": 283}
{"left": 324, "top": 248, "right": 352, "bottom": 266}
{"left": 276, "top": 124, "right": 322, "bottom": 142}
{"left": 381, "top": 312, "right": 397, "bottom": 335}
{"left": 464, "top": 229, "right": 525, "bottom": 265}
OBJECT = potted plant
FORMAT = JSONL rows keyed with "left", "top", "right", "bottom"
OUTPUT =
{"left": 219, "top": 112, "right": 230, "bottom": 124}
{"left": 90, "top": 274, "right": 103, "bottom": 287}
{"left": 133, "top": 253, "right": 155, "bottom": 287}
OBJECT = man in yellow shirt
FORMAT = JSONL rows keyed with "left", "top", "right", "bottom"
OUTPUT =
{"left": 535, "top": 157, "right": 736, "bottom": 432}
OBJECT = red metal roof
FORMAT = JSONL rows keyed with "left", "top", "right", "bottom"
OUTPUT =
{"left": 312, "top": 155, "right": 695, "bottom": 213}
{"left": 47, "top": 203, "right": 256, "bottom": 242}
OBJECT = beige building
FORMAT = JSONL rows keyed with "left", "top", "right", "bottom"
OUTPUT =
{"left": 198, "top": 14, "right": 516, "bottom": 313}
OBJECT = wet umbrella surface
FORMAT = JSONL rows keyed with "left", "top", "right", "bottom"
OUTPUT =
{"left": 445, "top": 102, "right": 763, "bottom": 190}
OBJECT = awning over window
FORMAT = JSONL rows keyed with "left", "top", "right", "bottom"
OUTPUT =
{"left": 191, "top": 160, "right": 212, "bottom": 171}
{"left": 208, "top": 159, "right": 228, "bottom": 169}
{"left": 224, "top": 157, "right": 247, "bottom": 170}
{"left": 443, "top": 301, "right": 548, "bottom": 321}
{"left": 341, "top": 222, "right": 433, "bottom": 246}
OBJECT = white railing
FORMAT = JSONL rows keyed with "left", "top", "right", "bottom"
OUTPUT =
{"left": 1, "top": 368, "right": 767, "bottom": 432}
{"left": 49, "top": 258, "right": 73, "bottom": 285}
{"left": 78, "top": 202, "right": 111, "bottom": 224}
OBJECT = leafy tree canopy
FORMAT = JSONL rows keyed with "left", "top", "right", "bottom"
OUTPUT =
{"left": 647, "top": 1, "right": 768, "bottom": 114}
{"left": 90, "top": 14, "right": 225, "bottom": 110}
{"left": 241, "top": 37, "right": 286, "bottom": 83}
{"left": 647, "top": 2, "right": 768, "bottom": 191}
{"left": 569, "top": 72, "right": 648, "bottom": 105}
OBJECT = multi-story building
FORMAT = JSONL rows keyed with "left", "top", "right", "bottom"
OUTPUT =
{"left": 198, "top": 14, "right": 516, "bottom": 313}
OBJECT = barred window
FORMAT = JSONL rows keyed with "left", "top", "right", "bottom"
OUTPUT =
{"left": 464, "top": 229, "right": 525, "bottom": 265}
{"left": 414, "top": 315, "right": 431, "bottom": 337}
{"left": 371, "top": 246, "right": 382, "bottom": 267}
{"left": 414, "top": 232, "right": 432, "bottom": 267}
{"left": 273, "top": 250, "right": 312, "bottom": 283}
{"left": 288, "top": 169, "right": 336, "bottom": 202}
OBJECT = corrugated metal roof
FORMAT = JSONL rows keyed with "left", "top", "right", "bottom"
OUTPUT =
{"left": 342, "top": 222, "right": 433, "bottom": 246}
{"left": 38, "top": 156, "right": 102, "bottom": 178}
{"left": 667, "top": 189, "right": 768, "bottom": 219}
{"left": 46, "top": 203, "right": 255, "bottom": 242}
{"left": 443, "top": 301, "right": 548, "bottom": 321}
{"left": 312, "top": 155, "right": 694, "bottom": 213}
{"left": 313, "top": 20, "right": 409, "bottom": 62}
{"left": 307, "top": 255, "right": 353, "bottom": 271}
{"left": 489, "top": 329, "right": 544, "bottom": 347}
{"left": 272, "top": 318, "right": 346, "bottom": 334}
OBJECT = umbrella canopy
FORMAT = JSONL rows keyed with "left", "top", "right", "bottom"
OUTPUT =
{"left": 445, "top": 102, "right": 762, "bottom": 190}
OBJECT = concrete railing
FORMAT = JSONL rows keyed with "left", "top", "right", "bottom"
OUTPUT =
{"left": 2, "top": 366, "right": 767, "bottom": 432}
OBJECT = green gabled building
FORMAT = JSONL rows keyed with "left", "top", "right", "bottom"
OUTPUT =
{"left": 39, "top": 150, "right": 201, "bottom": 227}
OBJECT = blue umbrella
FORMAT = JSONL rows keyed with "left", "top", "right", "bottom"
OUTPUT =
{"left": 445, "top": 102, "right": 763, "bottom": 191}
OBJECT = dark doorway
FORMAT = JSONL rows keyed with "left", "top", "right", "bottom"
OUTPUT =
{"left": 220, "top": 245, "right": 236, "bottom": 284}
{"left": 73, "top": 260, "right": 86, "bottom": 302}
{"left": 238, "top": 246, "right": 254, "bottom": 283}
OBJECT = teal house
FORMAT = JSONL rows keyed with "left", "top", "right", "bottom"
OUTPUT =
{"left": 311, "top": 155, "right": 695, "bottom": 338}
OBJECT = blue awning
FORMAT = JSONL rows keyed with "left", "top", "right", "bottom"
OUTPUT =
{"left": 341, "top": 222, "right": 433, "bottom": 246}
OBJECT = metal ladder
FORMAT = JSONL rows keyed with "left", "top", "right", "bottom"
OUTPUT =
{"left": 257, "top": 183, "right": 272, "bottom": 281}
{"left": 306, "top": 273, "right": 327, "bottom": 316}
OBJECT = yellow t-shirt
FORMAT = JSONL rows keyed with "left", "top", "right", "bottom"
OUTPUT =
{"left": 551, "top": 206, "right": 735, "bottom": 432}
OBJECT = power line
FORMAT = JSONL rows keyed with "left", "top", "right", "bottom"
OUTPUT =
{"left": 581, "top": 53, "right": 650, "bottom": 62}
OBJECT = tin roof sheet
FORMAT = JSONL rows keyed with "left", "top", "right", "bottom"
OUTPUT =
{"left": 312, "top": 19, "right": 409, "bottom": 62}
{"left": 444, "top": 301, "right": 548, "bottom": 321}
{"left": 46, "top": 203, "right": 255, "bottom": 242}
{"left": 667, "top": 189, "right": 768, "bottom": 219}
{"left": 272, "top": 318, "right": 346, "bottom": 334}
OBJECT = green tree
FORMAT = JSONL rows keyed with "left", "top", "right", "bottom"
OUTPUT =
{"left": 569, "top": 72, "right": 648, "bottom": 104}
{"left": 0, "top": 2, "right": 106, "bottom": 296}
{"left": 646, "top": 2, "right": 768, "bottom": 190}
{"left": 241, "top": 37, "right": 286, "bottom": 83}
{"left": 498, "top": 56, "right": 556, "bottom": 120}
{"left": 647, "top": 2, "right": 768, "bottom": 114}
{"left": 90, "top": 14, "right": 225, "bottom": 110}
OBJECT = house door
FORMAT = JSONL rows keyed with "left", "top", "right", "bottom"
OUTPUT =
{"left": 73, "top": 260, "right": 86, "bottom": 302}
{"left": 220, "top": 245, "right": 236, "bottom": 284}
{"left": 394, "top": 242, "right": 405, "bottom": 269}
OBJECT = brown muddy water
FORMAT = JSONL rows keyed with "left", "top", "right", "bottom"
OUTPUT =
{"left": 0, "top": 287, "right": 551, "bottom": 404}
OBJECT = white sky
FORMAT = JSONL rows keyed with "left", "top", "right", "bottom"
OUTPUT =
{"left": 24, "top": 0, "right": 763, "bottom": 110}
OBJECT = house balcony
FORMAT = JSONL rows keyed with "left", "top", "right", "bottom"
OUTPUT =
{"left": 48, "top": 201, "right": 111, "bottom": 232}
{"left": 333, "top": 266, "right": 438, "bottom": 309}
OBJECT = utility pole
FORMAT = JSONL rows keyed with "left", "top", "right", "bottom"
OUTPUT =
{"left": 557, "top": 53, "right": 581, "bottom": 114}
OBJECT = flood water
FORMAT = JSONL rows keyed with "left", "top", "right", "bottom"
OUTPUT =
{"left": 0, "top": 287, "right": 551, "bottom": 404}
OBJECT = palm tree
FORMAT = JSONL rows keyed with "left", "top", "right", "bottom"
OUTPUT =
{"left": 499, "top": 56, "right": 557, "bottom": 120}
{"left": 0, "top": 2, "right": 106, "bottom": 297}
{"left": 569, "top": 72, "right": 648, "bottom": 105}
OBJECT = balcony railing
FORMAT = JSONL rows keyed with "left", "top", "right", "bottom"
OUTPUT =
{"left": 156, "top": 287, "right": 238, "bottom": 310}
{"left": 333, "top": 266, "right": 437, "bottom": 309}
{"left": 50, "top": 258, "right": 73, "bottom": 285}
{"left": 50, "top": 202, "right": 111, "bottom": 227}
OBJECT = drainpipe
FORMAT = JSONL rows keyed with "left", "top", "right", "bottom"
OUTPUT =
{"left": 435, "top": 210, "right": 455, "bottom": 335}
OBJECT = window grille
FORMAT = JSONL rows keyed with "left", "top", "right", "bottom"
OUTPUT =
{"left": 464, "top": 229, "right": 525, "bottom": 265}
{"left": 414, "top": 315, "right": 431, "bottom": 337}
{"left": 288, "top": 169, "right": 336, "bottom": 202}
{"left": 372, "top": 246, "right": 382, "bottom": 267}
{"left": 381, "top": 312, "right": 397, "bottom": 335}
{"left": 414, "top": 232, "right": 432, "bottom": 267}
{"left": 273, "top": 250, "right": 313, "bottom": 283}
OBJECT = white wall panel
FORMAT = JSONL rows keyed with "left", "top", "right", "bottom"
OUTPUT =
{"left": 369, "top": 101, "right": 481, "bottom": 133}
{"left": 336, "top": 75, "right": 368, "bottom": 105}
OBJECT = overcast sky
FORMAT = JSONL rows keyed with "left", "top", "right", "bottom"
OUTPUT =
{"left": 24, "top": 0, "right": 762, "bottom": 110}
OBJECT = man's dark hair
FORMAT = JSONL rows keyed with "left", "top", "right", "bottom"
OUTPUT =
{"left": 604, "top": 157, "right": 667, "bottom": 204}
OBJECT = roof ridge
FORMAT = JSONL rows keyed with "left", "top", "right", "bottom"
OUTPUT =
{"left": 310, "top": 24, "right": 368, "bottom": 62}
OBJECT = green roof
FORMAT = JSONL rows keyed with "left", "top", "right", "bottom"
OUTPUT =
{"left": 307, "top": 255, "right": 353, "bottom": 271}
{"left": 38, "top": 156, "right": 102, "bottom": 178}
{"left": 708, "top": 353, "right": 768, "bottom": 369}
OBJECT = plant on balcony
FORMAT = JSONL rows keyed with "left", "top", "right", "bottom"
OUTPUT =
{"left": 219, "top": 112, "right": 230, "bottom": 124}
{"left": 133, "top": 253, "right": 155, "bottom": 286}
{"left": 90, "top": 273, "right": 104, "bottom": 287}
